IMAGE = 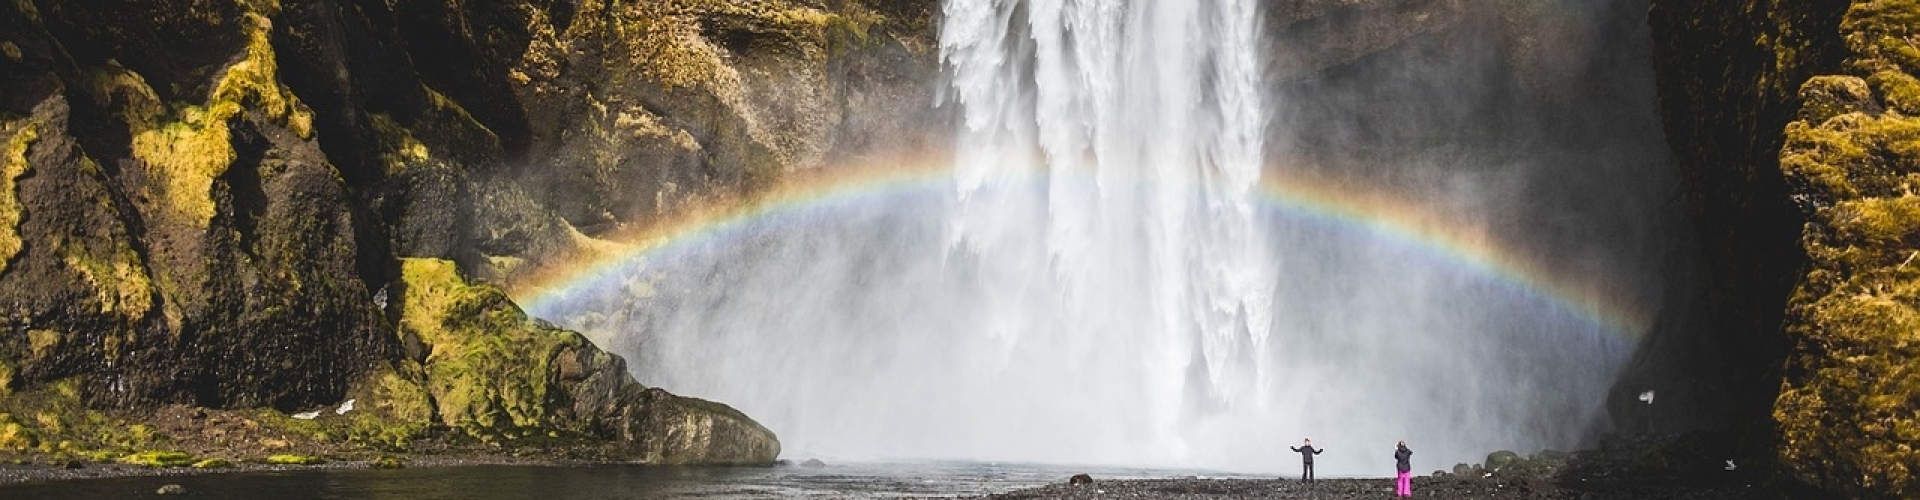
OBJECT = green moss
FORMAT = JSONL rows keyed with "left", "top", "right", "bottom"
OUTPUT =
{"left": 368, "top": 455, "right": 405, "bottom": 469}
{"left": 190, "top": 458, "right": 232, "bottom": 469}
{"left": 265, "top": 454, "right": 325, "bottom": 465}
{"left": 1870, "top": 70, "right": 1920, "bottom": 114}
{"left": 0, "top": 121, "right": 35, "bottom": 275}
{"left": 368, "top": 113, "right": 431, "bottom": 173}
{"left": 1843, "top": 0, "right": 1920, "bottom": 72}
{"left": 119, "top": 451, "right": 195, "bottom": 468}
{"left": 0, "top": 378, "right": 163, "bottom": 458}
{"left": 1776, "top": 5, "right": 1920, "bottom": 491}
{"left": 824, "top": 9, "right": 885, "bottom": 55}
{"left": 57, "top": 218, "right": 154, "bottom": 322}
{"left": 125, "top": 13, "right": 310, "bottom": 227}
{"left": 397, "top": 258, "right": 583, "bottom": 441}
{"left": 1781, "top": 110, "right": 1920, "bottom": 203}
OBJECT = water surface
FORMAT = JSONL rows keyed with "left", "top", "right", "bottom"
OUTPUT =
{"left": 0, "top": 462, "right": 1261, "bottom": 499}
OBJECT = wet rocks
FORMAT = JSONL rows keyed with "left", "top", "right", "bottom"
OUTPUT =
{"left": 155, "top": 484, "right": 186, "bottom": 495}
{"left": 801, "top": 458, "right": 826, "bottom": 468}
{"left": 1068, "top": 473, "right": 1093, "bottom": 485}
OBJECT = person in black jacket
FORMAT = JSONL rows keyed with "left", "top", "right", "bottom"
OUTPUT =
{"left": 1288, "top": 438, "right": 1324, "bottom": 483}
{"left": 1393, "top": 440, "right": 1414, "bottom": 497}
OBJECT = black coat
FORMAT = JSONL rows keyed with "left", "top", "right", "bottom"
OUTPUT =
{"left": 1394, "top": 446, "right": 1413, "bottom": 473}
{"left": 1290, "top": 445, "right": 1323, "bottom": 464}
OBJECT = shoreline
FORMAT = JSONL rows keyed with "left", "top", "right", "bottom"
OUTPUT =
{"left": 0, "top": 455, "right": 634, "bottom": 486}
{"left": 978, "top": 476, "right": 1782, "bottom": 500}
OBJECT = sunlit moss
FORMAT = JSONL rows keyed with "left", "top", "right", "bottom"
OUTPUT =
{"left": 0, "top": 121, "right": 35, "bottom": 275}
{"left": 398, "top": 258, "right": 592, "bottom": 441}
{"left": 1843, "top": 0, "right": 1920, "bottom": 72}
{"left": 368, "top": 113, "right": 431, "bottom": 173}
{"left": 265, "top": 453, "right": 325, "bottom": 465}
{"left": 190, "top": 457, "right": 232, "bottom": 469}
{"left": 119, "top": 450, "right": 195, "bottom": 468}
{"left": 1776, "top": 3, "right": 1920, "bottom": 493}
{"left": 126, "top": 12, "right": 311, "bottom": 227}
{"left": 0, "top": 378, "right": 163, "bottom": 458}
{"left": 58, "top": 223, "right": 155, "bottom": 322}
{"left": 1870, "top": 70, "right": 1920, "bottom": 114}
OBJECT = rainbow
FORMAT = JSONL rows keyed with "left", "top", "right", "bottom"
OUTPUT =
{"left": 510, "top": 158, "right": 1653, "bottom": 340}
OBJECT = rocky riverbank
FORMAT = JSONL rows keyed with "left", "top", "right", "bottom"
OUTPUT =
{"left": 980, "top": 476, "right": 1777, "bottom": 500}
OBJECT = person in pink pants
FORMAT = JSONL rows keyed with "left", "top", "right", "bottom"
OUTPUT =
{"left": 1393, "top": 440, "right": 1414, "bottom": 497}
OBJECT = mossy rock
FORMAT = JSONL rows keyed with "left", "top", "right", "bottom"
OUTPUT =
{"left": 1485, "top": 450, "right": 1522, "bottom": 471}
{"left": 119, "top": 451, "right": 195, "bottom": 468}
{"left": 368, "top": 455, "right": 405, "bottom": 469}
{"left": 190, "top": 458, "right": 232, "bottom": 469}
{"left": 265, "top": 454, "right": 326, "bottom": 465}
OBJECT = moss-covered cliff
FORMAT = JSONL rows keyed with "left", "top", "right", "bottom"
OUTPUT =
{"left": 1649, "top": 0, "right": 1919, "bottom": 497}
{"left": 1772, "top": 2, "right": 1920, "bottom": 497}
{"left": 1631, "top": 0, "right": 1846, "bottom": 457}
{"left": 0, "top": 0, "right": 935, "bottom": 465}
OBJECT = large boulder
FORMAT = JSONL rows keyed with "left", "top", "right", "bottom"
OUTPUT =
{"left": 376, "top": 258, "right": 777, "bottom": 464}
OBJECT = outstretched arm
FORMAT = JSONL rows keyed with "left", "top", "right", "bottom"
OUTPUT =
{"left": 1289, "top": 446, "right": 1301, "bottom": 452}
{"left": 1314, "top": 448, "right": 1323, "bottom": 455}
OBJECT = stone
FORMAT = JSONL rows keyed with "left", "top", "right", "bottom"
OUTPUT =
{"left": 800, "top": 458, "right": 826, "bottom": 468}
{"left": 156, "top": 484, "right": 186, "bottom": 495}
{"left": 1069, "top": 474, "right": 1094, "bottom": 485}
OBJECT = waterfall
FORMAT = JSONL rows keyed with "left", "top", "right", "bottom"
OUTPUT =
{"left": 530, "top": 0, "right": 1638, "bottom": 475}
{"left": 938, "top": 0, "right": 1275, "bottom": 459}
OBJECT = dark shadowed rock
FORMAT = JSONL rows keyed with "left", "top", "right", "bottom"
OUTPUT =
{"left": 1068, "top": 474, "right": 1093, "bottom": 485}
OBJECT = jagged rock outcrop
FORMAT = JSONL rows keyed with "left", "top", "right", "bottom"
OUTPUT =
{"left": 1648, "top": 0, "right": 1918, "bottom": 497}
{"left": 371, "top": 258, "right": 776, "bottom": 463}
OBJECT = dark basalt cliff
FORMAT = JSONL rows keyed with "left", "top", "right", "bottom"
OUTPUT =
{"left": 1644, "top": 0, "right": 1919, "bottom": 497}
{"left": 0, "top": 0, "right": 941, "bottom": 464}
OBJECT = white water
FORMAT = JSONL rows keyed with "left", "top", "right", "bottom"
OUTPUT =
{"left": 938, "top": 0, "right": 1275, "bottom": 462}
{"left": 530, "top": 0, "right": 1636, "bottom": 476}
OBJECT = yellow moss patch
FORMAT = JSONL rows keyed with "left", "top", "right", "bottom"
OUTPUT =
{"left": 59, "top": 242, "right": 154, "bottom": 322}
{"left": 119, "top": 450, "right": 195, "bottom": 468}
{"left": 397, "top": 258, "right": 584, "bottom": 439}
{"left": 265, "top": 453, "right": 325, "bottom": 465}
{"left": 0, "top": 121, "right": 36, "bottom": 275}
{"left": 368, "top": 113, "right": 430, "bottom": 173}
{"left": 0, "top": 378, "right": 163, "bottom": 458}
{"left": 1871, "top": 70, "right": 1920, "bottom": 114}
{"left": 127, "top": 13, "right": 309, "bottom": 227}
{"left": 1781, "top": 111, "right": 1920, "bottom": 202}
{"left": 1843, "top": 0, "right": 1920, "bottom": 72}
{"left": 25, "top": 329, "right": 58, "bottom": 362}
{"left": 0, "top": 414, "right": 34, "bottom": 451}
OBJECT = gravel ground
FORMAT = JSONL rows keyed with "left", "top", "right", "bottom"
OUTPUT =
{"left": 978, "top": 476, "right": 1785, "bottom": 500}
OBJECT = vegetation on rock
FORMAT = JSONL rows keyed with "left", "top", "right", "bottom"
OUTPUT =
{"left": 264, "top": 454, "right": 325, "bottom": 465}
{"left": 1772, "top": 2, "right": 1920, "bottom": 497}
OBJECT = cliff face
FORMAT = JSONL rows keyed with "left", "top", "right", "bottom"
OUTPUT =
{"left": 1772, "top": 2, "right": 1920, "bottom": 497}
{"left": 1647, "top": 0, "right": 1920, "bottom": 497}
{"left": 0, "top": 0, "right": 936, "bottom": 463}
{"left": 1632, "top": 0, "right": 1845, "bottom": 447}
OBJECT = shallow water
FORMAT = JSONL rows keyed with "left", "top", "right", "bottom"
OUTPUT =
{"left": 0, "top": 462, "right": 1265, "bottom": 499}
